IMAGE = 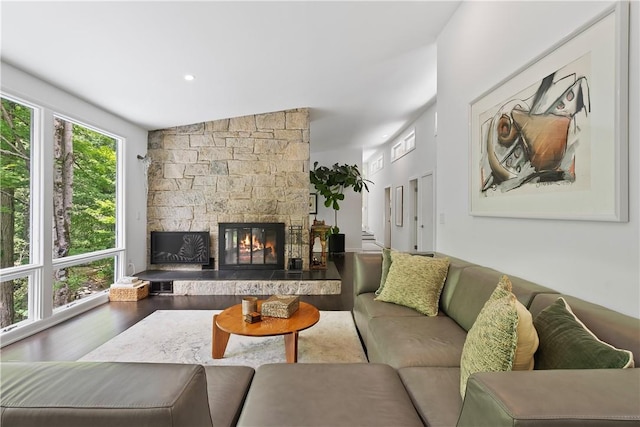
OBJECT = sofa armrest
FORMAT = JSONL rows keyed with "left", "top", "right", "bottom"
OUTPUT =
{"left": 457, "top": 369, "right": 640, "bottom": 426}
{"left": 354, "top": 252, "right": 383, "bottom": 295}
{"left": 0, "top": 361, "right": 215, "bottom": 427}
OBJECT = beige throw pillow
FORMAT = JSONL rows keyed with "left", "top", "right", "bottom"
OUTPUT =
{"left": 375, "top": 253, "right": 450, "bottom": 316}
{"left": 460, "top": 275, "right": 534, "bottom": 398}
{"left": 513, "top": 298, "right": 539, "bottom": 371}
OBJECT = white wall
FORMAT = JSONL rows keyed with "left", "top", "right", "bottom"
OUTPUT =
{"left": 1, "top": 62, "right": 149, "bottom": 275}
{"left": 366, "top": 103, "right": 438, "bottom": 251}
{"left": 310, "top": 148, "right": 363, "bottom": 252}
{"left": 436, "top": 1, "right": 639, "bottom": 318}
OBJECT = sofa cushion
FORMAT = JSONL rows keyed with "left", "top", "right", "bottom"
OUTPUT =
{"left": 460, "top": 276, "right": 519, "bottom": 398}
{"left": 367, "top": 315, "right": 467, "bottom": 368}
{"left": 375, "top": 247, "right": 393, "bottom": 295}
{"left": 354, "top": 252, "right": 384, "bottom": 295}
{"left": 446, "top": 266, "right": 557, "bottom": 332}
{"left": 237, "top": 363, "right": 424, "bottom": 427}
{"left": 399, "top": 367, "right": 462, "bottom": 427}
{"left": 356, "top": 293, "right": 427, "bottom": 320}
{"left": 435, "top": 253, "right": 477, "bottom": 315}
{"left": 353, "top": 293, "right": 425, "bottom": 352}
{"left": 375, "top": 253, "right": 450, "bottom": 316}
{"left": 533, "top": 297, "right": 634, "bottom": 369}
{"left": 0, "top": 361, "right": 214, "bottom": 427}
{"left": 203, "top": 366, "right": 254, "bottom": 427}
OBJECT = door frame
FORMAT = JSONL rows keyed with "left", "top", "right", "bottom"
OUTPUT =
{"left": 383, "top": 186, "right": 391, "bottom": 248}
{"left": 409, "top": 178, "right": 419, "bottom": 251}
{"left": 418, "top": 171, "right": 436, "bottom": 251}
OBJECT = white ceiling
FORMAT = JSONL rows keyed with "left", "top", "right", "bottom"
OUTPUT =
{"left": 1, "top": 1, "right": 460, "bottom": 157}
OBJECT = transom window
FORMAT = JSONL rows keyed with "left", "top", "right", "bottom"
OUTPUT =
{"left": 391, "top": 130, "right": 416, "bottom": 162}
{"left": 370, "top": 155, "right": 384, "bottom": 175}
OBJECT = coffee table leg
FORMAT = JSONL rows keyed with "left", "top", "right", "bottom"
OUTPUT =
{"left": 284, "top": 331, "right": 299, "bottom": 363}
{"left": 212, "top": 314, "right": 230, "bottom": 359}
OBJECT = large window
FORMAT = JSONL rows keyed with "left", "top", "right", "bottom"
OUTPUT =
{"left": 0, "top": 97, "right": 33, "bottom": 328}
{"left": 52, "top": 117, "right": 118, "bottom": 309}
{"left": 0, "top": 95, "right": 123, "bottom": 334}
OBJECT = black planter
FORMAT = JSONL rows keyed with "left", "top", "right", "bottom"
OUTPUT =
{"left": 328, "top": 233, "right": 345, "bottom": 253}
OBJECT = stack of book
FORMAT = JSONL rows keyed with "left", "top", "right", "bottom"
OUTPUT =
{"left": 109, "top": 277, "right": 149, "bottom": 301}
{"left": 111, "top": 276, "right": 144, "bottom": 288}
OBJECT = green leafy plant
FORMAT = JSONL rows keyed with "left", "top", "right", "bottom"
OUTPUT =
{"left": 310, "top": 162, "right": 372, "bottom": 234}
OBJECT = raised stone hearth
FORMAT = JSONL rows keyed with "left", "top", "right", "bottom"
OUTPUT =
{"left": 136, "top": 262, "right": 341, "bottom": 296}
{"left": 173, "top": 279, "right": 340, "bottom": 296}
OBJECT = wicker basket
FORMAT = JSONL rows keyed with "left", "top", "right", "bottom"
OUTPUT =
{"left": 109, "top": 282, "right": 149, "bottom": 302}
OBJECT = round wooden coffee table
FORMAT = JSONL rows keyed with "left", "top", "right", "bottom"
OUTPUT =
{"left": 212, "top": 300, "right": 320, "bottom": 363}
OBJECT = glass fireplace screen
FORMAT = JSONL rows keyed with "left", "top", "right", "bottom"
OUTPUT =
{"left": 218, "top": 223, "right": 285, "bottom": 270}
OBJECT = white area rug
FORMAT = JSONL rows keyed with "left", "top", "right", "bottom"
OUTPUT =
{"left": 79, "top": 310, "right": 367, "bottom": 368}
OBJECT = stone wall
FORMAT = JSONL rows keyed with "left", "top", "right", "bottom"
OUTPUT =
{"left": 146, "top": 108, "right": 310, "bottom": 270}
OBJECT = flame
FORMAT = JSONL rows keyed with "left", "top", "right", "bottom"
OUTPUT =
{"left": 239, "top": 232, "right": 267, "bottom": 252}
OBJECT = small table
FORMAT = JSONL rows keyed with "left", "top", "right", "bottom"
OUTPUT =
{"left": 212, "top": 301, "right": 320, "bottom": 363}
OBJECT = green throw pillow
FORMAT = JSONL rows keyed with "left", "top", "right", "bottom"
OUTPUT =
{"left": 533, "top": 297, "right": 634, "bottom": 370}
{"left": 460, "top": 276, "right": 519, "bottom": 399}
{"left": 375, "top": 248, "right": 393, "bottom": 296}
{"left": 374, "top": 252, "right": 449, "bottom": 316}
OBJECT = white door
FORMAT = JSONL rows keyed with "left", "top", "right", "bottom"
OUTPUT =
{"left": 362, "top": 191, "right": 369, "bottom": 232}
{"left": 409, "top": 179, "right": 419, "bottom": 251}
{"left": 418, "top": 173, "right": 435, "bottom": 251}
{"left": 384, "top": 187, "right": 391, "bottom": 248}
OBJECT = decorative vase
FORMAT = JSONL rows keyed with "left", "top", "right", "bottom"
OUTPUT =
{"left": 328, "top": 233, "right": 345, "bottom": 254}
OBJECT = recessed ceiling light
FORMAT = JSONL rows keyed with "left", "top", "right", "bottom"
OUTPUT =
{"left": 184, "top": 74, "right": 195, "bottom": 81}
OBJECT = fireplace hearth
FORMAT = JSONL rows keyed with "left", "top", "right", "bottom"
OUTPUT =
{"left": 218, "top": 223, "right": 285, "bottom": 270}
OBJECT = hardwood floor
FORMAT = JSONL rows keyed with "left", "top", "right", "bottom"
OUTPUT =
{"left": 0, "top": 253, "right": 357, "bottom": 362}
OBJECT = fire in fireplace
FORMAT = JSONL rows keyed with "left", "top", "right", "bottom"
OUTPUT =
{"left": 218, "top": 223, "right": 285, "bottom": 270}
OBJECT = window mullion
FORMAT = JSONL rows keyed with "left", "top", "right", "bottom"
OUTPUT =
{"left": 39, "top": 109, "right": 55, "bottom": 319}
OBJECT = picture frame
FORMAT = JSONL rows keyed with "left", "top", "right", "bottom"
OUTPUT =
{"left": 469, "top": 2, "right": 628, "bottom": 222}
{"left": 395, "top": 186, "right": 403, "bottom": 227}
{"left": 309, "top": 193, "right": 318, "bottom": 215}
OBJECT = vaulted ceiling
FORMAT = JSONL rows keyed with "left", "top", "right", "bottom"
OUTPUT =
{"left": 1, "top": 1, "right": 460, "bottom": 157}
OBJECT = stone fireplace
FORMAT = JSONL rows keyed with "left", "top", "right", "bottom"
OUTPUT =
{"left": 146, "top": 108, "right": 310, "bottom": 270}
{"left": 218, "top": 223, "right": 285, "bottom": 270}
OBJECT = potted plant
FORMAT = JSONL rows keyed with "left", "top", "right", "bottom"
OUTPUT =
{"left": 309, "top": 161, "right": 372, "bottom": 253}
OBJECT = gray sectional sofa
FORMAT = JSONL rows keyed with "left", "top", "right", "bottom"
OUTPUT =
{"left": 352, "top": 252, "right": 640, "bottom": 426}
{"left": 2, "top": 251, "right": 639, "bottom": 426}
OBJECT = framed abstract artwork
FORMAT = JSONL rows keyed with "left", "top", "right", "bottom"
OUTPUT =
{"left": 469, "top": 2, "right": 628, "bottom": 221}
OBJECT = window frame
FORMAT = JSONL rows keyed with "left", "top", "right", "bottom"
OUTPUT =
{"left": 0, "top": 92, "right": 126, "bottom": 338}
{"left": 0, "top": 94, "right": 41, "bottom": 329}
{"left": 370, "top": 154, "right": 384, "bottom": 175}
{"left": 391, "top": 130, "right": 416, "bottom": 162}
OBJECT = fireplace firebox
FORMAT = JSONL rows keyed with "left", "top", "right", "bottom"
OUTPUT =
{"left": 218, "top": 223, "right": 285, "bottom": 270}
